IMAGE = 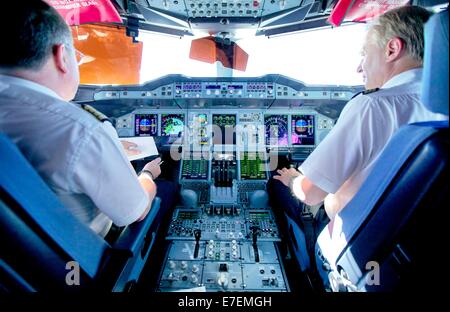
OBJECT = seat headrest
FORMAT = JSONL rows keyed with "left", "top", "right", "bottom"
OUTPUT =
{"left": 421, "top": 9, "right": 449, "bottom": 116}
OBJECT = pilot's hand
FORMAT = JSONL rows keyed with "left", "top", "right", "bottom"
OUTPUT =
{"left": 121, "top": 140, "right": 141, "bottom": 156}
{"left": 143, "top": 157, "right": 162, "bottom": 179}
{"left": 273, "top": 167, "right": 301, "bottom": 187}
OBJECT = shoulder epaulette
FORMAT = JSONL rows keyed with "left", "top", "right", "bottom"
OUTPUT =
{"left": 351, "top": 88, "right": 380, "bottom": 100}
{"left": 81, "top": 104, "right": 111, "bottom": 123}
{"left": 362, "top": 88, "right": 380, "bottom": 95}
{"left": 350, "top": 91, "right": 363, "bottom": 99}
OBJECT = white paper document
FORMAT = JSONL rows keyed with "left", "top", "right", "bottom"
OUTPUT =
{"left": 119, "top": 137, "right": 159, "bottom": 161}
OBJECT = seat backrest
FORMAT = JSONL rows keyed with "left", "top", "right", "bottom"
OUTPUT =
{"left": 1, "top": 131, "right": 163, "bottom": 292}
{"left": 315, "top": 9, "right": 449, "bottom": 292}
{"left": 0, "top": 132, "right": 110, "bottom": 290}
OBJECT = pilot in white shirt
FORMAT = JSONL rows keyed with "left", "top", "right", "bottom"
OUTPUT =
{"left": 0, "top": 1, "right": 165, "bottom": 239}
{"left": 270, "top": 6, "right": 447, "bottom": 246}
{"left": 0, "top": 74, "right": 150, "bottom": 237}
{"left": 298, "top": 68, "right": 448, "bottom": 220}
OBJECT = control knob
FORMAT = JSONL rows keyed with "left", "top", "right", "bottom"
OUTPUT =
{"left": 168, "top": 260, "right": 176, "bottom": 270}
{"left": 217, "top": 273, "right": 229, "bottom": 289}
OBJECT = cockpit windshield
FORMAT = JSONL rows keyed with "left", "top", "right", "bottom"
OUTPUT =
{"left": 138, "top": 23, "right": 366, "bottom": 85}
{"left": 74, "top": 23, "right": 366, "bottom": 86}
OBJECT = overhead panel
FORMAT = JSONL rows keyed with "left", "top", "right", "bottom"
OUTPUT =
{"left": 134, "top": 0, "right": 303, "bottom": 19}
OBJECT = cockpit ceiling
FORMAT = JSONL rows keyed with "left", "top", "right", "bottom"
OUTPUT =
{"left": 112, "top": 0, "right": 337, "bottom": 37}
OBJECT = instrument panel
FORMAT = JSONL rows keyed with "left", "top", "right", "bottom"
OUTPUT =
{"left": 117, "top": 110, "right": 334, "bottom": 150}
{"left": 98, "top": 77, "right": 361, "bottom": 293}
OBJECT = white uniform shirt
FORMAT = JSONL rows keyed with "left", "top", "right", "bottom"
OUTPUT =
{"left": 0, "top": 74, "right": 150, "bottom": 237}
{"left": 299, "top": 68, "right": 447, "bottom": 221}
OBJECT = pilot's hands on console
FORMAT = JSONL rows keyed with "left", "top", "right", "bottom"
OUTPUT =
{"left": 142, "top": 157, "right": 162, "bottom": 180}
{"left": 273, "top": 167, "right": 301, "bottom": 187}
{"left": 121, "top": 140, "right": 141, "bottom": 157}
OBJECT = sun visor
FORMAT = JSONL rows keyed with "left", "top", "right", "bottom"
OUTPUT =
{"left": 45, "top": 0, "right": 122, "bottom": 25}
{"left": 72, "top": 25, "right": 143, "bottom": 85}
{"left": 189, "top": 37, "right": 249, "bottom": 72}
{"left": 328, "top": 0, "right": 410, "bottom": 27}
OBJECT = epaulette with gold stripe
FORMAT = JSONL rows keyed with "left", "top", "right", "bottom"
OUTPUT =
{"left": 351, "top": 88, "right": 380, "bottom": 100}
{"left": 81, "top": 104, "right": 111, "bottom": 123}
{"left": 362, "top": 88, "right": 380, "bottom": 95}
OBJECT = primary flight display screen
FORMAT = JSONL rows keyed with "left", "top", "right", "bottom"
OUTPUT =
{"left": 135, "top": 114, "right": 158, "bottom": 136}
{"left": 264, "top": 115, "right": 288, "bottom": 146}
{"left": 291, "top": 115, "right": 315, "bottom": 145}
{"left": 212, "top": 114, "right": 236, "bottom": 145}
{"left": 161, "top": 114, "right": 185, "bottom": 136}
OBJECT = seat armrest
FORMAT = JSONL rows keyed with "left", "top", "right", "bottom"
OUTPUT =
{"left": 112, "top": 197, "right": 161, "bottom": 257}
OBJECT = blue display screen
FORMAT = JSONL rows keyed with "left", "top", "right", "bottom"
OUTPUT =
{"left": 264, "top": 115, "right": 288, "bottom": 146}
{"left": 135, "top": 114, "right": 158, "bottom": 136}
{"left": 291, "top": 115, "right": 315, "bottom": 145}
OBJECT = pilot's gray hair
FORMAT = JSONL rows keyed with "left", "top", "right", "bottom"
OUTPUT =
{"left": 0, "top": 1, "right": 74, "bottom": 70}
{"left": 369, "top": 5, "right": 432, "bottom": 63}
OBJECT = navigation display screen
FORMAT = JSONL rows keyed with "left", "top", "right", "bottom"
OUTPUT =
{"left": 161, "top": 114, "right": 185, "bottom": 136}
{"left": 135, "top": 114, "right": 158, "bottom": 136}
{"left": 264, "top": 115, "right": 288, "bottom": 146}
{"left": 291, "top": 115, "right": 315, "bottom": 145}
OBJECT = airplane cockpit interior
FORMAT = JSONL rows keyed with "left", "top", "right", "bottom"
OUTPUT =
{"left": 0, "top": 0, "right": 448, "bottom": 296}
